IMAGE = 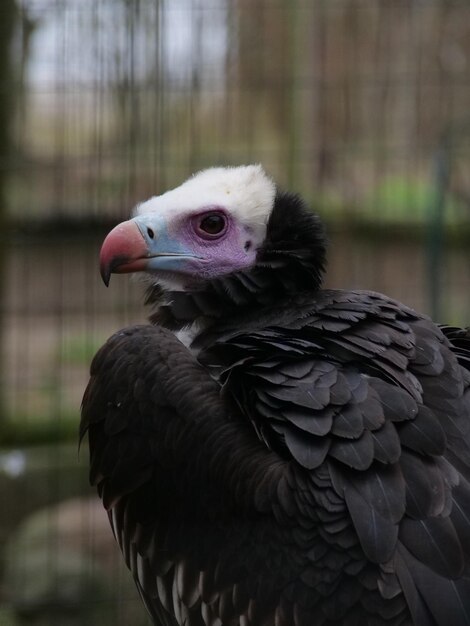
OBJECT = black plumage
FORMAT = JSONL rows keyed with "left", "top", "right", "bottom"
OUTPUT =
{"left": 81, "top": 184, "right": 470, "bottom": 626}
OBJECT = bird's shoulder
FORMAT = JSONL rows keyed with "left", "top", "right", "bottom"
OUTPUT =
{"left": 81, "top": 323, "right": 286, "bottom": 505}
{"left": 198, "top": 288, "right": 470, "bottom": 477}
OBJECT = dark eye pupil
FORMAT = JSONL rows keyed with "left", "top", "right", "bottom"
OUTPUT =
{"left": 200, "top": 214, "right": 225, "bottom": 235}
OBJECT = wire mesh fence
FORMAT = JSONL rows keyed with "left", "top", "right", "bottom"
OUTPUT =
{"left": 0, "top": 0, "right": 469, "bottom": 624}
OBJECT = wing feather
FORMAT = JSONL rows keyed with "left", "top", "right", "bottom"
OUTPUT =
{"left": 198, "top": 289, "right": 470, "bottom": 624}
{"left": 83, "top": 289, "right": 470, "bottom": 625}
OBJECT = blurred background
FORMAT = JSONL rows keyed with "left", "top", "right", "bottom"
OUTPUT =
{"left": 0, "top": 0, "right": 469, "bottom": 624}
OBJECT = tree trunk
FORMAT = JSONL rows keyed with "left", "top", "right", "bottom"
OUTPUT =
{"left": 0, "top": 0, "right": 18, "bottom": 422}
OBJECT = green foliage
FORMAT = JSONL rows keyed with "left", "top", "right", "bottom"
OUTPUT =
{"left": 0, "top": 608, "right": 16, "bottom": 626}
{"left": 0, "top": 412, "right": 78, "bottom": 447}
{"left": 60, "top": 335, "right": 105, "bottom": 366}
{"left": 363, "top": 177, "right": 465, "bottom": 226}
{"left": 0, "top": 333, "right": 106, "bottom": 447}
{"left": 311, "top": 177, "right": 470, "bottom": 244}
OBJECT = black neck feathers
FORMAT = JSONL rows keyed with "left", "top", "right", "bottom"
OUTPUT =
{"left": 146, "top": 191, "right": 328, "bottom": 329}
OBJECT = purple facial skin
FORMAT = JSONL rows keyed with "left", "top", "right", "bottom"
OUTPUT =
{"left": 141, "top": 206, "right": 258, "bottom": 284}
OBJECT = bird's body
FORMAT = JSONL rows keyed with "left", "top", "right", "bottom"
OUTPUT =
{"left": 81, "top": 166, "right": 470, "bottom": 625}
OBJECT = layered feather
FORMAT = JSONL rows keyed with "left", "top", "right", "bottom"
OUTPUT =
{"left": 82, "top": 179, "right": 470, "bottom": 625}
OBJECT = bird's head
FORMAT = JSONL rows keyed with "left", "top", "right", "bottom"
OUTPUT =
{"left": 100, "top": 165, "right": 275, "bottom": 290}
{"left": 100, "top": 165, "right": 327, "bottom": 324}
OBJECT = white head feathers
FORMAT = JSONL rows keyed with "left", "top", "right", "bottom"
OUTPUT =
{"left": 134, "top": 164, "right": 276, "bottom": 241}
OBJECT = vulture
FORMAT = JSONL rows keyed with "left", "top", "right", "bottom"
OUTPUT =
{"left": 81, "top": 165, "right": 470, "bottom": 626}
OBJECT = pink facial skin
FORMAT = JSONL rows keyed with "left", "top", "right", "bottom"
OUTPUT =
{"left": 168, "top": 206, "right": 258, "bottom": 282}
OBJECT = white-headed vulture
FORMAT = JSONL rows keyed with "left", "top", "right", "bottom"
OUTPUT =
{"left": 81, "top": 165, "right": 470, "bottom": 626}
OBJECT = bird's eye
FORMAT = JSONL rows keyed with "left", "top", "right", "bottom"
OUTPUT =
{"left": 198, "top": 213, "right": 226, "bottom": 237}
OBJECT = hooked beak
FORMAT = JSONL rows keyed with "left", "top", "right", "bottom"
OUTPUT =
{"left": 99, "top": 220, "right": 150, "bottom": 286}
{"left": 99, "top": 216, "right": 202, "bottom": 286}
